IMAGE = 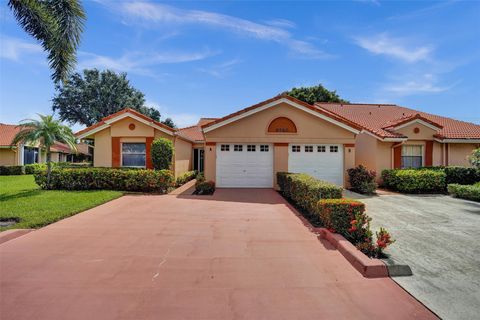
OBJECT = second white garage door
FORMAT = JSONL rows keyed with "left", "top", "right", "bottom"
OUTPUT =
{"left": 216, "top": 143, "right": 273, "bottom": 188}
{"left": 288, "top": 144, "right": 344, "bottom": 186}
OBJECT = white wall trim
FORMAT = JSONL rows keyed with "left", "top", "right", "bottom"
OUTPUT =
{"left": 76, "top": 123, "right": 111, "bottom": 139}
{"left": 434, "top": 138, "right": 480, "bottom": 143}
{"left": 392, "top": 119, "right": 442, "bottom": 131}
{"left": 203, "top": 98, "right": 360, "bottom": 134}
{"left": 104, "top": 113, "right": 174, "bottom": 136}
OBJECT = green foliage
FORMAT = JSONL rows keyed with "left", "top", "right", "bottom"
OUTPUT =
{"left": 277, "top": 172, "right": 343, "bottom": 213}
{"left": 52, "top": 69, "right": 162, "bottom": 126}
{"left": 448, "top": 183, "right": 480, "bottom": 202}
{"left": 0, "top": 175, "right": 121, "bottom": 231}
{"left": 8, "top": 0, "right": 85, "bottom": 83}
{"left": 381, "top": 169, "right": 446, "bottom": 193}
{"left": 161, "top": 117, "right": 176, "bottom": 129}
{"left": 194, "top": 173, "right": 215, "bottom": 195}
{"left": 283, "top": 84, "right": 348, "bottom": 105}
{"left": 469, "top": 148, "right": 480, "bottom": 168}
{"left": 151, "top": 138, "right": 174, "bottom": 170}
{"left": 24, "top": 163, "right": 46, "bottom": 174}
{"left": 444, "top": 166, "right": 480, "bottom": 185}
{"left": 175, "top": 170, "right": 197, "bottom": 187}
{"left": 0, "top": 166, "right": 25, "bottom": 176}
{"left": 316, "top": 199, "right": 366, "bottom": 235}
{"left": 347, "top": 165, "right": 378, "bottom": 194}
{"left": 34, "top": 168, "right": 174, "bottom": 193}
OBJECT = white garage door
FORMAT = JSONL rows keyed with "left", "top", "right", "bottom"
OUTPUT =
{"left": 216, "top": 143, "right": 273, "bottom": 188}
{"left": 288, "top": 144, "right": 344, "bottom": 186}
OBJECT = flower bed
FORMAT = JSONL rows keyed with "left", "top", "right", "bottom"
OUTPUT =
{"left": 194, "top": 173, "right": 215, "bottom": 195}
{"left": 175, "top": 170, "right": 197, "bottom": 187}
{"left": 34, "top": 168, "right": 174, "bottom": 193}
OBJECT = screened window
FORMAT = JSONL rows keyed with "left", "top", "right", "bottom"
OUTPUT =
{"left": 122, "top": 143, "right": 146, "bottom": 167}
{"left": 330, "top": 146, "right": 339, "bottom": 153}
{"left": 402, "top": 145, "right": 423, "bottom": 168}
{"left": 221, "top": 144, "right": 230, "bottom": 151}
{"left": 292, "top": 145, "right": 301, "bottom": 152}
{"left": 305, "top": 146, "right": 313, "bottom": 152}
{"left": 260, "top": 145, "right": 269, "bottom": 152}
{"left": 234, "top": 144, "right": 243, "bottom": 152}
{"left": 317, "top": 146, "right": 326, "bottom": 153}
{"left": 247, "top": 145, "right": 256, "bottom": 152}
{"left": 23, "top": 146, "right": 39, "bottom": 165}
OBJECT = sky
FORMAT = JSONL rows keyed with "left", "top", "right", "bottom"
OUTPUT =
{"left": 1, "top": 0, "right": 479, "bottom": 131}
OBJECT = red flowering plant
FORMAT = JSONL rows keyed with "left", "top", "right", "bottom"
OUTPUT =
{"left": 374, "top": 228, "right": 395, "bottom": 257}
{"left": 347, "top": 213, "right": 394, "bottom": 258}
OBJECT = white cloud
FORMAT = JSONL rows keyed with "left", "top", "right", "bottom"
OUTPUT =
{"left": 264, "top": 18, "right": 296, "bottom": 29}
{"left": 0, "top": 35, "right": 43, "bottom": 61}
{"left": 77, "top": 49, "right": 218, "bottom": 76}
{"left": 114, "top": 2, "right": 329, "bottom": 59}
{"left": 355, "top": 33, "right": 432, "bottom": 63}
{"left": 384, "top": 74, "right": 453, "bottom": 95}
{"left": 145, "top": 101, "right": 201, "bottom": 127}
{"left": 198, "top": 59, "right": 241, "bottom": 78}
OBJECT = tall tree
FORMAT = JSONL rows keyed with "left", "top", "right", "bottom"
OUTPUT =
{"left": 52, "top": 69, "right": 164, "bottom": 126}
{"left": 8, "top": 0, "right": 86, "bottom": 83}
{"left": 283, "top": 84, "right": 348, "bottom": 105}
{"left": 12, "top": 114, "right": 77, "bottom": 186}
{"left": 161, "top": 117, "right": 176, "bottom": 129}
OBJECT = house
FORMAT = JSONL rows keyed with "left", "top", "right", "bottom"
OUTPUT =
{"left": 75, "top": 95, "right": 480, "bottom": 188}
{"left": 0, "top": 123, "right": 91, "bottom": 166}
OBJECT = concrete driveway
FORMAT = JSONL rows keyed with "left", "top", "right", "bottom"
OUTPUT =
{"left": 1, "top": 189, "right": 435, "bottom": 320}
{"left": 347, "top": 191, "right": 480, "bottom": 320}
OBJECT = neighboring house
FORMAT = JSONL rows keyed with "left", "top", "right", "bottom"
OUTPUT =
{"left": 316, "top": 103, "right": 480, "bottom": 180}
{"left": 75, "top": 95, "right": 480, "bottom": 188}
{"left": 0, "top": 123, "right": 88, "bottom": 166}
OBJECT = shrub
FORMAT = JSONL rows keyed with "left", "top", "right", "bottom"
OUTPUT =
{"left": 34, "top": 168, "right": 174, "bottom": 193}
{"left": 0, "top": 166, "right": 25, "bottom": 175}
{"left": 381, "top": 169, "right": 446, "bottom": 193}
{"left": 444, "top": 166, "right": 480, "bottom": 185}
{"left": 277, "top": 172, "right": 343, "bottom": 213}
{"left": 195, "top": 180, "right": 215, "bottom": 195}
{"left": 24, "top": 163, "right": 47, "bottom": 174}
{"left": 347, "top": 165, "right": 377, "bottom": 194}
{"left": 151, "top": 138, "right": 174, "bottom": 170}
{"left": 469, "top": 148, "right": 480, "bottom": 168}
{"left": 176, "top": 170, "right": 197, "bottom": 187}
{"left": 448, "top": 183, "right": 480, "bottom": 202}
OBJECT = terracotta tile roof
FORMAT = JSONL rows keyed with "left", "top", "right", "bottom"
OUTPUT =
{"left": 197, "top": 118, "right": 217, "bottom": 126}
{"left": 177, "top": 125, "right": 205, "bottom": 142}
{"left": 51, "top": 142, "right": 72, "bottom": 153}
{"left": 0, "top": 123, "right": 23, "bottom": 146}
{"left": 75, "top": 108, "right": 176, "bottom": 137}
{"left": 316, "top": 103, "right": 480, "bottom": 140}
{"left": 201, "top": 95, "right": 363, "bottom": 131}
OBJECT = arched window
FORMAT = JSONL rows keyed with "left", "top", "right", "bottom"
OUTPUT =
{"left": 267, "top": 117, "right": 297, "bottom": 133}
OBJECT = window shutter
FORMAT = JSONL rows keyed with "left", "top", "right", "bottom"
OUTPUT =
{"left": 425, "top": 141, "right": 433, "bottom": 166}
{"left": 112, "top": 137, "right": 121, "bottom": 167}
{"left": 393, "top": 146, "right": 401, "bottom": 169}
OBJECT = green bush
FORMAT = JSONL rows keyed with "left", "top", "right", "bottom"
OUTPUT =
{"left": 444, "top": 166, "right": 480, "bottom": 185}
{"left": 448, "top": 183, "right": 480, "bottom": 202}
{"left": 175, "top": 170, "right": 197, "bottom": 187}
{"left": 195, "top": 179, "right": 215, "bottom": 195}
{"left": 469, "top": 148, "right": 480, "bottom": 168}
{"left": 316, "top": 199, "right": 366, "bottom": 235}
{"left": 347, "top": 165, "right": 377, "bottom": 194}
{"left": 0, "top": 166, "right": 25, "bottom": 175}
{"left": 381, "top": 169, "right": 446, "bottom": 193}
{"left": 151, "top": 138, "right": 174, "bottom": 170}
{"left": 24, "top": 163, "right": 47, "bottom": 174}
{"left": 34, "top": 168, "right": 174, "bottom": 193}
{"left": 277, "top": 172, "right": 343, "bottom": 213}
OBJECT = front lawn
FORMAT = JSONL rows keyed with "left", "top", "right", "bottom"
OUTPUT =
{"left": 0, "top": 175, "right": 123, "bottom": 231}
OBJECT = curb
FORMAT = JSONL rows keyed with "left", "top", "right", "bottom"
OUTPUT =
{"left": 0, "top": 229, "right": 34, "bottom": 245}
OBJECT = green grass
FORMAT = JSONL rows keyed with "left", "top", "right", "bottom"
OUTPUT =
{"left": 0, "top": 175, "right": 123, "bottom": 231}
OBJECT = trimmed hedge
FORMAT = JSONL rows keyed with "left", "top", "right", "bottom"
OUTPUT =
{"left": 444, "top": 166, "right": 480, "bottom": 185}
{"left": 0, "top": 166, "right": 24, "bottom": 175}
{"left": 448, "top": 183, "right": 480, "bottom": 202}
{"left": 151, "top": 138, "right": 173, "bottom": 170}
{"left": 347, "top": 165, "right": 377, "bottom": 194}
{"left": 175, "top": 170, "right": 197, "bottom": 187}
{"left": 34, "top": 168, "right": 174, "bottom": 193}
{"left": 277, "top": 172, "right": 343, "bottom": 213}
{"left": 316, "top": 199, "right": 366, "bottom": 235}
{"left": 381, "top": 169, "right": 446, "bottom": 193}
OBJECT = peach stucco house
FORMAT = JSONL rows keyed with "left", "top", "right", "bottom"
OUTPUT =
{"left": 75, "top": 95, "right": 480, "bottom": 187}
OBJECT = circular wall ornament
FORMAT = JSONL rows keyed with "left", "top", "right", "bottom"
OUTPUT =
{"left": 129, "top": 123, "right": 136, "bottom": 131}
{"left": 413, "top": 127, "right": 420, "bottom": 134}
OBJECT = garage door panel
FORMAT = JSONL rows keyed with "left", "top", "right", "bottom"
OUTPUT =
{"left": 288, "top": 144, "right": 343, "bottom": 186}
{"left": 216, "top": 144, "right": 273, "bottom": 188}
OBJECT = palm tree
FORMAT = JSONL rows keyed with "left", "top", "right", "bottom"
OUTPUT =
{"left": 8, "top": 0, "right": 86, "bottom": 83}
{"left": 12, "top": 115, "right": 77, "bottom": 186}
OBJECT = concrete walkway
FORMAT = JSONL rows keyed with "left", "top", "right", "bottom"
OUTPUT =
{"left": 346, "top": 190, "right": 480, "bottom": 320}
{"left": 1, "top": 189, "right": 436, "bottom": 320}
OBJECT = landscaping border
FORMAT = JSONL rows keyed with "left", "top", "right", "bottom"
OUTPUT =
{"left": 0, "top": 229, "right": 34, "bottom": 245}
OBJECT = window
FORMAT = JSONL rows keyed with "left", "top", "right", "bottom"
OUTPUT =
{"left": 305, "top": 145, "right": 313, "bottom": 152}
{"left": 317, "top": 146, "right": 326, "bottom": 153}
{"left": 292, "top": 145, "right": 301, "bottom": 152}
{"left": 23, "top": 146, "right": 39, "bottom": 165}
{"left": 247, "top": 145, "right": 256, "bottom": 152}
{"left": 122, "top": 143, "right": 146, "bottom": 167}
{"left": 234, "top": 144, "right": 243, "bottom": 152}
{"left": 330, "top": 146, "right": 339, "bottom": 153}
{"left": 260, "top": 145, "right": 269, "bottom": 152}
{"left": 221, "top": 144, "right": 230, "bottom": 151}
{"left": 402, "top": 145, "right": 423, "bottom": 168}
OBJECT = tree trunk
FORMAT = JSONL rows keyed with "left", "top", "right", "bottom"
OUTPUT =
{"left": 46, "top": 148, "right": 52, "bottom": 188}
